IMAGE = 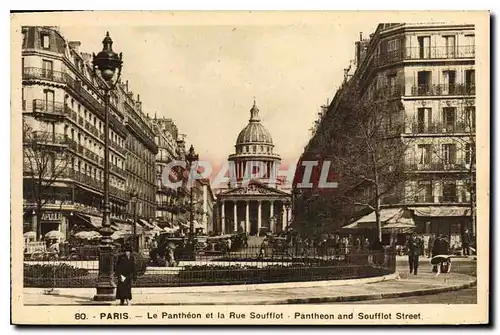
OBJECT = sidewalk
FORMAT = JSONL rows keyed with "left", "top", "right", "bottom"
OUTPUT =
{"left": 23, "top": 270, "right": 476, "bottom": 306}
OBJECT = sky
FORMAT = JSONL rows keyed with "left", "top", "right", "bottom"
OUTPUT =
{"left": 58, "top": 17, "right": 379, "bottom": 176}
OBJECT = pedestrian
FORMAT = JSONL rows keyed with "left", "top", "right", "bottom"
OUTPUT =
{"left": 165, "top": 237, "right": 177, "bottom": 267}
{"left": 258, "top": 235, "right": 269, "bottom": 258}
{"left": 427, "top": 234, "right": 436, "bottom": 258}
{"left": 462, "top": 229, "right": 471, "bottom": 256}
{"left": 406, "top": 233, "right": 424, "bottom": 275}
{"left": 115, "top": 245, "right": 136, "bottom": 306}
{"left": 242, "top": 233, "right": 248, "bottom": 248}
{"left": 431, "top": 234, "right": 449, "bottom": 273}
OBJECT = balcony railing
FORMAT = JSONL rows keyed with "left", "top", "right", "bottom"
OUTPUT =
{"left": 24, "top": 131, "right": 70, "bottom": 146}
{"left": 409, "top": 121, "right": 472, "bottom": 134}
{"left": 64, "top": 105, "right": 78, "bottom": 122}
{"left": 410, "top": 83, "right": 475, "bottom": 97}
{"left": 83, "top": 147, "right": 99, "bottom": 164}
{"left": 110, "top": 141, "right": 127, "bottom": 156}
{"left": 110, "top": 164, "right": 126, "bottom": 177}
{"left": 373, "top": 45, "right": 475, "bottom": 67}
{"left": 413, "top": 195, "right": 434, "bottom": 203}
{"left": 406, "top": 161, "right": 468, "bottom": 172}
{"left": 439, "top": 195, "right": 460, "bottom": 203}
{"left": 29, "top": 99, "right": 67, "bottom": 118}
{"left": 22, "top": 67, "right": 66, "bottom": 83}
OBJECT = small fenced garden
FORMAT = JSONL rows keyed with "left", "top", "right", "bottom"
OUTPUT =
{"left": 24, "top": 245, "right": 396, "bottom": 288}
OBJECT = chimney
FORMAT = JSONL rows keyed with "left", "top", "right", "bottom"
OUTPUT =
{"left": 135, "top": 94, "right": 142, "bottom": 112}
{"left": 68, "top": 41, "right": 81, "bottom": 53}
{"left": 80, "top": 52, "right": 92, "bottom": 64}
{"left": 359, "top": 32, "right": 363, "bottom": 41}
{"left": 126, "top": 80, "right": 129, "bottom": 92}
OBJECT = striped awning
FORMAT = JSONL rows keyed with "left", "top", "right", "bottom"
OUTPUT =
{"left": 409, "top": 206, "right": 471, "bottom": 217}
{"left": 76, "top": 213, "right": 102, "bottom": 229}
{"left": 139, "top": 219, "right": 154, "bottom": 229}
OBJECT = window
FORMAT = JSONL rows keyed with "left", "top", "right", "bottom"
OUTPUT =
{"left": 387, "top": 74, "right": 398, "bottom": 96}
{"left": 442, "top": 107, "right": 456, "bottom": 132}
{"left": 444, "top": 35, "right": 456, "bottom": 58}
{"left": 418, "top": 144, "right": 431, "bottom": 165}
{"left": 464, "top": 106, "right": 476, "bottom": 130}
{"left": 417, "top": 36, "right": 431, "bottom": 58}
{"left": 442, "top": 182, "right": 457, "bottom": 202}
{"left": 465, "top": 143, "right": 472, "bottom": 164}
{"left": 442, "top": 143, "right": 457, "bottom": 165}
{"left": 442, "top": 70, "right": 456, "bottom": 94}
{"left": 417, "top": 108, "right": 432, "bottom": 133}
{"left": 387, "top": 39, "right": 399, "bottom": 52}
{"left": 42, "top": 60, "right": 53, "bottom": 79}
{"left": 418, "top": 181, "right": 433, "bottom": 202}
{"left": 464, "top": 34, "right": 475, "bottom": 55}
{"left": 465, "top": 69, "right": 475, "bottom": 93}
{"left": 44, "top": 90, "right": 54, "bottom": 111}
{"left": 41, "top": 33, "right": 50, "bottom": 49}
{"left": 417, "top": 71, "right": 432, "bottom": 95}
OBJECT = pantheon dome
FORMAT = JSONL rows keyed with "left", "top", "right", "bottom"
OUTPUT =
{"left": 236, "top": 102, "right": 273, "bottom": 146}
{"left": 228, "top": 100, "right": 281, "bottom": 184}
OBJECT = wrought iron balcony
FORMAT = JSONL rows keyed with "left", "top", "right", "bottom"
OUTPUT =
{"left": 406, "top": 161, "right": 468, "bottom": 172}
{"left": 24, "top": 131, "right": 70, "bottom": 147}
{"left": 23, "top": 67, "right": 66, "bottom": 84}
{"left": 439, "top": 195, "right": 460, "bottom": 203}
{"left": 412, "top": 195, "right": 434, "bottom": 203}
{"left": 28, "top": 99, "right": 67, "bottom": 118}
{"left": 373, "top": 45, "right": 475, "bottom": 67}
{"left": 410, "top": 83, "right": 475, "bottom": 97}
{"left": 408, "top": 121, "right": 472, "bottom": 134}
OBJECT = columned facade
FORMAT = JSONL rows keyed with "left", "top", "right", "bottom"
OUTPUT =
{"left": 217, "top": 195, "right": 291, "bottom": 235}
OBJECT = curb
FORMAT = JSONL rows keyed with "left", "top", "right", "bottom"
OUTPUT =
{"left": 65, "top": 275, "right": 476, "bottom": 306}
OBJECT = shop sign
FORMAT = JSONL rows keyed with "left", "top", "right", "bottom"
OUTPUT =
{"left": 41, "top": 212, "right": 62, "bottom": 221}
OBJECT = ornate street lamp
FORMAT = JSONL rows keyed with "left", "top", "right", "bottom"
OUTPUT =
{"left": 284, "top": 199, "right": 292, "bottom": 231}
{"left": 130, "top": 191, "right": 139, "bottom": 252}
{"left": 185, "top": 145, "right": 199, "bottom": 254}
{"left": 92, "top": 32, "right": 123, "bottom": 302}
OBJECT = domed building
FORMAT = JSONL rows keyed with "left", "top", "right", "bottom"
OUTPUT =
{"left": 216, "top": 100, "right": 291, "bottom": 236}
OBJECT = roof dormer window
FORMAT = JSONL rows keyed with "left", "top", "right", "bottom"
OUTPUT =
{"left": 41, "top": 33, "right": 50, "bottom": 49}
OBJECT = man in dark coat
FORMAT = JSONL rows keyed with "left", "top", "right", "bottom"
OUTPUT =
{"left": 115, "top": 245, "right": 136, "bottom": 305}
{"left": 406, "top": 233, "right": 424, "bottom": 275}
{"left": 462, "top": 229, "right": 471, "bottom": 256}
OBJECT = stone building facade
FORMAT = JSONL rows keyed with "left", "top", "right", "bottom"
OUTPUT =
{"left": 294, "top": 23, "right": 475, "bottom": 244}
{"left": 21, "top": 26, "right": 158, "bottom": 240}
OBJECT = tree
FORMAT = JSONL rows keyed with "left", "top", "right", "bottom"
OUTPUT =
{"left": 331, "top": 83, "right": 415, "bottom": 242}
{"left": 23, "top": 122, "right": 71, "bottom": 240}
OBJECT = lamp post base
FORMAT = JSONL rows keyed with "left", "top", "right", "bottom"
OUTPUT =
{"left": 93, "top": 285, "right": 116, "bottom": 302}
{"left": 94, "top": 237, "right": 116, "bottom": 302}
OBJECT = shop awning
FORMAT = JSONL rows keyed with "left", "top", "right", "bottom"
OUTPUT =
{"left": 76, "top": 213, "right": 102, "bottom": 229}
{"left": 138, "top": 219, "right": 154, "bottom": 229}
{"left": 342, "top": 208, "right": 415, "bottom": 231}
{"left": 111, "top": 222, "right": 132, "bottom": 232}
{"left": 409, "top": 206, "right": 471, "bottom": 217}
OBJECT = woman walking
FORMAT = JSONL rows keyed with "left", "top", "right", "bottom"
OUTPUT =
{"left": 115, "top": 245, "right": 136, "bottom": 306}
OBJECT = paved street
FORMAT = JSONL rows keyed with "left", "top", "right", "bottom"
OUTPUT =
{"left": 347, "top": 287, "right": 477, "bottom": 304}
{"left": 340, "top": 257, "right": 477, "bottom": 304}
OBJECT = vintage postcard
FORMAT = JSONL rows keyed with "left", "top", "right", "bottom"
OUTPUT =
{"left": 11, "top": 10, "right": 490, "bottom": 325}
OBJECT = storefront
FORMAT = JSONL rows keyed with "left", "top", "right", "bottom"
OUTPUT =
{"left": 409, "top": 206, "right": 472, "bottom": 248}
